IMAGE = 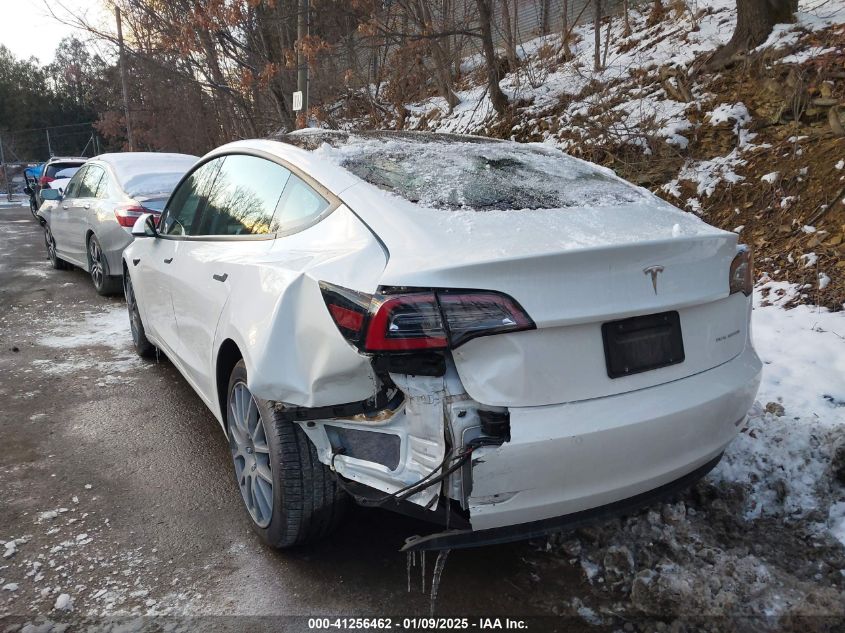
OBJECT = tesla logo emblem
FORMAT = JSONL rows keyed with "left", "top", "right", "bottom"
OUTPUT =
{"left": 643, "top": 265, "right": 665, "bottom": 294}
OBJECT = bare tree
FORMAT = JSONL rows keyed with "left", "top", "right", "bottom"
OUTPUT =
{"left": 594, "top": 0, "right": 602, "bottom": 71}
{"left": 500, "top": 0, "right": 518, "bottom": 71}
{"left": 475, "top": 0, "right": 509, "bottom": 115}
{"left": 560, "top": 0, "right": 573, "bottom": 60}
{"left": 623, "top": 0, "right": 632, "bottom": 37}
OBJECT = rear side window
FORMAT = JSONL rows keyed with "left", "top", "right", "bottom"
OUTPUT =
{"left": 63, "top": 168, "right": 86, "bottom": 199}
{"left": 160, "top": 160, "right": 222, "bottom": 236}
{"left": 77, "top": 166, "right": 105, "bottom": 198}
{"left": 272, "top": 173, "right": 330, "bottom": 234}
{"left": 198, "top": 155, "right": 291, "bottom": 236}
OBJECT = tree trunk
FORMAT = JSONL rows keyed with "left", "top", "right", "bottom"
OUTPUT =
{"left": 475, "top": 0, "right": 508, "bottom": 115}
{"left": 541, "top": 0, "right": 551, "bottom": 34}
{"left": 623, "top": 0, "right": 631, "bottom": 36}
{"left": 560, "top": 0, "right": 572, "bottom": 59}
{"left": 709, "top": 0, "right": 797, "bottom": 67}
{"left": 416, "top": 0, "right": 461, "bottom": 110}
{"left": 594, "top": 0, "right": 602, "bottom": 72}
{"left": 500, "top": 0, "right": 518, "bottom": 72}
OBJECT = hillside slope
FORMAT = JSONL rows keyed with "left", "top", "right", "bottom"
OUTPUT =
{"left": 334, "top": 0, "right": 845, "bottom": 310}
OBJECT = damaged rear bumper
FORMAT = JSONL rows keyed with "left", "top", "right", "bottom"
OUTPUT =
{"left": 299, "top": 342, "right": 760, "bottom": 549}
{"left": 461, "top": 344, "right": 760, "bottom": 533}
{"left": 401, "top": 451, "right": 723, "bottom": 551}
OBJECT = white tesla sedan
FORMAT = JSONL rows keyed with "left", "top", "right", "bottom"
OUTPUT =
{"left": 122, "top": 131, "right": 761, "bottom": 551}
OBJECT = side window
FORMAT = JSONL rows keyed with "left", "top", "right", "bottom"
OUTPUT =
{"left": 199, "top": 155, "right": 291, "bottom": 236}
{"left": 94, "top": 173, "right": 110, "bottom": 199}
{"left": 77, "top": 166, "right": 105, "bottom": 198}
{"left": 160, "top": 160, "right": 222, "bottom": 236}
{"left": 272, "top": 174, "right": 331, "bottom": 234}
{"left": 63, "top": 167, "right": 87, "bottom": 200}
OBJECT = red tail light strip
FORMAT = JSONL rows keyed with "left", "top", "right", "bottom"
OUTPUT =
{"left": 320, "top": 282, "right": 535, "bottom": 353}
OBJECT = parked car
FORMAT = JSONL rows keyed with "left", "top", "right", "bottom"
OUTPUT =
{"left": 122, "top": 131, "right": 761, "bottom": 550}
{"left": 34, "top": 157, "right": 88, "bottom": 206}
{"left": 38, "top": 152, "right": 198, "bottom": 295}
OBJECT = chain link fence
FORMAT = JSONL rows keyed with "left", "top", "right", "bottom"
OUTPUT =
{"left": 0, "top": 122, "right": 102, "bottom": 201}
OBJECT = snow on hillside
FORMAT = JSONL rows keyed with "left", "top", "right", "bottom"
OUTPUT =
{"left": 335, "top": 0, "right": 845, "bottom": 311}
{"left": 398, "top": 0, "right": 843, "bottom": 153}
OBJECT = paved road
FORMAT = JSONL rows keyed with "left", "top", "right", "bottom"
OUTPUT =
{"left": 0, "top": 205, "right": 589, "bottom": 630}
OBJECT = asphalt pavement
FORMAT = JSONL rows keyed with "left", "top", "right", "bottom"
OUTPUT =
{"left": 0, "top": 204, "right": 590, "bottom": 631}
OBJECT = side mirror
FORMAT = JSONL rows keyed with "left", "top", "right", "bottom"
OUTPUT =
{"left": 40, "top": 189, "right": 61, "bottom": 201}
{"left": 131, "top": 213, "right": 158, "bottom": 238}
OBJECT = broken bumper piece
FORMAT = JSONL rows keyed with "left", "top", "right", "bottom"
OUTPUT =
{"left": 401, "top": 451, "right": 722, "bottom": 552}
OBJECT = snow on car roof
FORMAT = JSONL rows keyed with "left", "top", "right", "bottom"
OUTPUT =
{"left": 281, "top": 130, "right": 652, "bottom": 212}
{"left": 96, "top": 152, "right": 198, "bottom": 198}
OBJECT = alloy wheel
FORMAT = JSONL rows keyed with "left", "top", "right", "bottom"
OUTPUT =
{"left": 89, "top": 238, "right": 104, "bottom": 289}
{"left": 45, "top": 227, "right": 58, "bottom": 265}
{"left": 228, "top": 382, "right": 274, "bottom": 528}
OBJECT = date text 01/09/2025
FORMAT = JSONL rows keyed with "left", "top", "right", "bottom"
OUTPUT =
{"left": 307, "top": 618, "right": 529, "bottom": 630}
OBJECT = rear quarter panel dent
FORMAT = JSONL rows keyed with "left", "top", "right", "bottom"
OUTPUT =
{"left": 213, "top": 206, "right": 387, "bottom": 410}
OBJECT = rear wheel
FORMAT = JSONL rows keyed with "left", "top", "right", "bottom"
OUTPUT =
{"left": 44, "top": 224, "right": 70, "bottom": 270}
{"left": 29, "top": 195, "right": 39, "bottom": 218}
{"left": 124, "top": 272, "right": 156, "bottom": 358}
{"left": 227, "top": 361, "right": 347, "bottom": 548}
{"left": 87, "top": 235, "right": 121, "bottom": 296}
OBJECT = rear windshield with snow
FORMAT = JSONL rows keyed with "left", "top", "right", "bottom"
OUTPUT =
{"left": 107, "top": 154, "right": 198, "bottom": 198}
{"left": 293, "top": 132, "right": 649, "bottom": 211}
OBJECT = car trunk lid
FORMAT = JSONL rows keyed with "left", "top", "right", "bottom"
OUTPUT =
{"left": 341, "top": 184, "right": 746, "bottom": 406}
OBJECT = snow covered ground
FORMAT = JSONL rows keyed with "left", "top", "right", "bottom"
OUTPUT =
{"left": 547, "top": 281, "right": 845, "bottom": 624}
{"left": 717, "top": 282, "right": 845, "bottom": 535}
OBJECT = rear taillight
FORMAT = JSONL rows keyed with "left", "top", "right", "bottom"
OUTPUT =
{"left": 729, "top": 246, "right": 753, "bottom": 296}
{"left": 115, "top": 205, "right": 159, "bottom": 228}
{"left": 320, "top": 282, "right": 535, "bottom": 352}
{"left": 39, "top": 176, "right": 54, "bottom": 186}
{"left": 366, "top": 293, "right": 448, "bottom": 351}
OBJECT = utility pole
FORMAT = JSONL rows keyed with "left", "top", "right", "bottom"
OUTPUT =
{"left": 46, "top": 129, "right": 53, "bottom": 157}
{"left": 116, "top": 7, "right": 134, "bottom": 151}
{"left": 0, "top": 134, "right": 11, "bottom": 203}
{"left": 296, "top": 0, "right": 309, "bottom": 127}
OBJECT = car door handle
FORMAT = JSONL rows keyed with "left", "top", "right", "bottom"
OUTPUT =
{"left": 163, "top": 257, "right": 173, "bottom": 264}
{"left": 212, "top": 273, "right": 228, "bottom": 283}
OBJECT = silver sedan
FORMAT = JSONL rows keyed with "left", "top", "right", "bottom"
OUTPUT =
{"left": 38, "top": 152, "right": 198, "bottom": 294}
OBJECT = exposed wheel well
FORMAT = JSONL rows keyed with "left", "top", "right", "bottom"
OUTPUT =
{"left": 216, "top": 339, "right": 243, "bottom": 427}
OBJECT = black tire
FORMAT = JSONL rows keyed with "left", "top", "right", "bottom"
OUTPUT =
{"left": 30, "top": 196, "right": 39, "bottom": 219}
{"left": 227, "top": 360, "right": 347, "bottom": 548}
{"left": 44, "top": 224, "right": 70, "bottom": 270}
{"left": 87, "top": 234, "right": 122, "bottom": 296}
{"left": 123, "top": 272, "right": 156, "bottom": 359}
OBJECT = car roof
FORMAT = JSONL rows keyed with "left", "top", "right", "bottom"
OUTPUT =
{"left": 277, "top": 129, "right": 501, "bottom": 149}
{"left": 92, "top": 152, "right": 197, "bottom": 169}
